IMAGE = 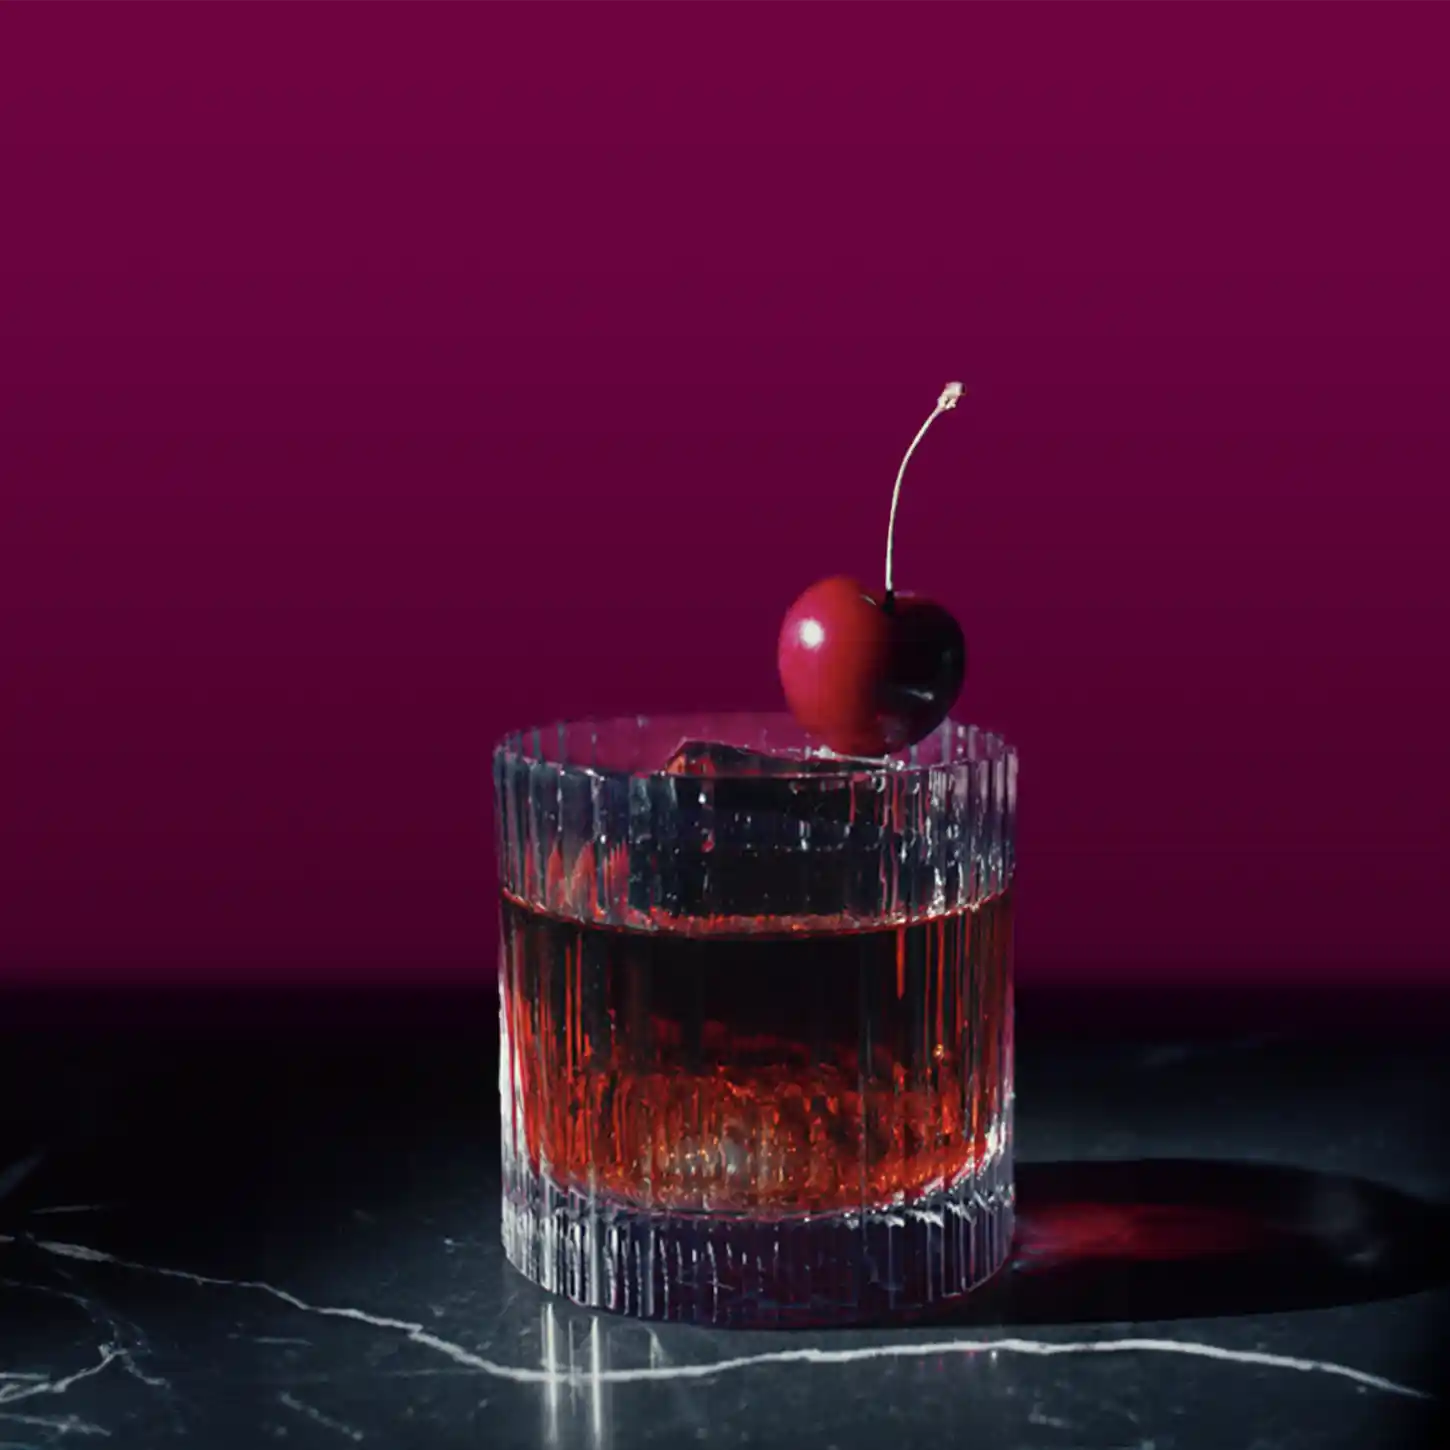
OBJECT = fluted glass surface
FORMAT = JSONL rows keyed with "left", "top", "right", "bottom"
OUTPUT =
{"left": 495, "top": 713, "right": 1016, "bottom": 1326}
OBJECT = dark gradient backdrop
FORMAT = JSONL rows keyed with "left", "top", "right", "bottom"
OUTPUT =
{"left": 3, "top": 3, "right": 1448, "bottom": 987}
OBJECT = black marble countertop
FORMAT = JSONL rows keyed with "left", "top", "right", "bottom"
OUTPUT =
{"left": 1, "top": 986, "right": 1446, "bottom": 1449}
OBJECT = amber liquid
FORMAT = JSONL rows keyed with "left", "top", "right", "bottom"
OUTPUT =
{"left": 499, "top": 892, "right": 1013, "bottom": 1217}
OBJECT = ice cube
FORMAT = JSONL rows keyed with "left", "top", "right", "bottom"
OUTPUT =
{"left": 659, "top": 740, "right": 883, "bottom": 835}
{"left": 638, "top": 740, "right": 887, "bottom": 920}
{"left": 661, "top": 738, "right": 878, "bottom": 777}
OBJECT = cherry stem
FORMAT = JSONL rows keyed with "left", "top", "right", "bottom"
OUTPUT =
{"left": 884, "top": 381, "right": 964, "bottom": 604}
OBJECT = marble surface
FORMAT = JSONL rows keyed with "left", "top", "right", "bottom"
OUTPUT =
{"left": 0, "top": 989, "right": 1446, "bottom": 1449}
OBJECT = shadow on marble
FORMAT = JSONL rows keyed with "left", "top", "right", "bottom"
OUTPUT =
{"left": 936, "top": 1157, "right": 1450, "bottom": 1329}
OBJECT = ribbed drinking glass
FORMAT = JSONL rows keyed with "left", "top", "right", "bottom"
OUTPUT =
{"left": 495, "top": 713, "right": 1016, "bottom": 1326}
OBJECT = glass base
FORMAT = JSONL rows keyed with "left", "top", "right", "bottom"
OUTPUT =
{"left": 501, "top": 1165, "right": 1015, "bottom": 1328}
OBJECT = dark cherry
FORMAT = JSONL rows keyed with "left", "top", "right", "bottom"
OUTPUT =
{"left": 777, "top": 383, "right": 968, "bottom": 756}
{"left": 778, "top": 579, "right": 966, "bottom": 756}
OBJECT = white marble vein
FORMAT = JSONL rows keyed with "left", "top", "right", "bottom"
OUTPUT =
{"left": 0, "top": 1409, "right": 111, "bottom": 1439}
{"left": 0, "top": 1344, "right": 123, "bottom": 1411}
{"left": 278, "top": 1392, "right": 365, "bottom": 1442}
{"left": 1, "top": 1278, "right": 167, "bottom": 1398}
{"left": 13, "top": 1236, "right": 1436, "bottom": 1402}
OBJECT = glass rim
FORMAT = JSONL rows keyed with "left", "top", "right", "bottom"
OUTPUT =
{"left": 493, "top": 712, "right": 1015, "bottom": 783}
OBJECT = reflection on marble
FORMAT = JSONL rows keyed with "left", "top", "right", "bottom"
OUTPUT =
{"left": 0, "top": 1205, "right": 1435, "bottom": 1450}
{"left": 1, "top": 1021, "right": 1446, "bottom": 1448}
{"left": 0, "top": 1222, "right": 1435, "bottom": 1397}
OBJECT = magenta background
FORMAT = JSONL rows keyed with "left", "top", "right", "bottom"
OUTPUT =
{"left": 3, "top": 3, "right": 1449, "bottom": 986}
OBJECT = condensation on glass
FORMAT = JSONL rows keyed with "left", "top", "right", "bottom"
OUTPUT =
{"left": 494, "top": 713, "right": 1016, "bottom": 1326}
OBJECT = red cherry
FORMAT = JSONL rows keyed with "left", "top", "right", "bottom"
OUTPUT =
{"left": 777, "top": 577, "right": 966, "bottom": 755}
{"left": 776, "top": 382, "right": 970, "bottom": 755}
